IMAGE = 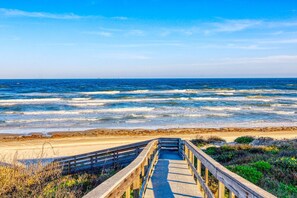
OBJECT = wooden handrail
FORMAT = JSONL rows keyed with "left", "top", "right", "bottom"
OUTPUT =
{"left": 84, "top": 140, "right": 159, "bottom": 198}
{"left": 54, "top": 140, "right": 152, "bottom": 174}
{"left": 184, "top": 140, "right": 276, "bottom": 198}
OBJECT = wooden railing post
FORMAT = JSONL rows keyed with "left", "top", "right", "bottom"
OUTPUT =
{"left": 68, "top": 161, "right": 70, "bottom": 174}
{"left": 218, "top": 181, "right": 225, "bottom": 198}
{"left": 133, "top": 172, "right": 140, "bottom": 198}
{"left": 205, "top": 168, "right": 209, "bottom": 186}
{"left": 229, "top": 190, "right": 235, "bottom": 198}
{"left": 126, "top": 185, "right": 131, "bottom": 198}
{"left": 196, "top": 159, "right": 202, "bottom": 189}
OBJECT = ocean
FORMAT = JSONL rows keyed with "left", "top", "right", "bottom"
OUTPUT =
{"left": 0, "top": 78, "right": 297, "bottom": 134}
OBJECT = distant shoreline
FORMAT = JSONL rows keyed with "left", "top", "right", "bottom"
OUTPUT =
{"left": 1, "top": 126, "right": 297, "bottom": 141}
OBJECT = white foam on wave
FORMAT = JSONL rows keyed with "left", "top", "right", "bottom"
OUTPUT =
{"left": 71, "top": 98, "right": 92, "bottom": 101}
{"left": 20, "top": 93, "right": 57, "bottom": 96}
{"left": 192, "top": 97, "right": 220, "bottom": 101}
{"left": 208, "top": 113, "right": 232, "bottom": 117}
{"left": 125, "top": 120, "right": 146, "bottom": 124}
{"left": 6, "top": 117, "right": 99, "bottom": 123}
{"left": 70, "top": 103, "right": 105, "bottom": 107}
{"left": 0, "top": 98, "right": 63, "bottom": 104}
{"left": 80, "top": 91, "right": 120, "bottom": 95}
{"left": 126, "top": 90, "right": 150, "bottom": 93}
{"left": 185, "top": 114, "right": 203, "bottom": 117}
{"left": 202, "top": 106, "right": 242, "bottom": 111}
{"left": 22, "top": 107, "right": 155, "bottom": 115}
{"left": 273, "top": 111, "right": 296, "bottom": 115}
{"left": 215, "top": 92, "right": 234, "bottom": 96}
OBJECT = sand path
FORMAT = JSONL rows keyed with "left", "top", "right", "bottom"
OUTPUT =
{"left": 1, "top": 129, "right": 297, "bottom": 163}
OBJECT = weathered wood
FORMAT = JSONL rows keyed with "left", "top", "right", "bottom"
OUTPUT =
{"left": 229, "top": 190, "right": 235, "bottom": 198}
{"left": 125, "top": 186, "right": 130, "bottom": 198}
{"left": 55, "top": 140, "right": 151, "bottom": 163}
{"left": 184, "top": 140, "right": 276, "bottom": 198}
{"left": 205, "top": 168, "right": 209, "bottom": 187}
{"left": 184, "top": 153, "right": 214, "bottom": 198}
{"left": 218, "top": 181, "right": 225, "bottom": 198}
{"left": 133, "top": 173, "right": 140, "bottom": 198}
{"left": 197, "top": 159, "right": 202, "bottom": 190}
{"left": 84, "top": 140, "right": 159, "bottom": 198}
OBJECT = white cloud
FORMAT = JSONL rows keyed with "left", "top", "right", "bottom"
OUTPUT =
{"left": 96, "top": 53, "right": 150, "bottom": 60}
{"left": 197, "top": 43, "right": 271, "bottom": 50}
{"left": 84, "top": 28, "right": 146, "bottom": 37}
{"left": 206, "top": 19, "right": 262, "bottom": 33}
{"left": 111, "top": 16, "right": 128, "bottom": 20}
{"left": 83, "top": 31, "right": 112, "bottom": 37}
{"left": 0, "top": 8, "right": 128, "bottom": 21}
{"left": 259, "top": 38, "right": 297, "bottom": 44}
{"left": 192, "top": 55, "right": 297, "bottom": 66}
{"left": 0, "top": 8, "right": 82, "bottom": 19}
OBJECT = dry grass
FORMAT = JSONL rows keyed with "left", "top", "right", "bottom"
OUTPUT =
{"left": 0, "top": 144, "right": 116, "bottom": 198}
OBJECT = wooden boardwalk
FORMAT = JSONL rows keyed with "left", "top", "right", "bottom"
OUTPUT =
{"left": 75, "top": 138, "right": 276, "bottom": 198}
{"left": 145, "top": 151, "right": 202, "bottom": 198}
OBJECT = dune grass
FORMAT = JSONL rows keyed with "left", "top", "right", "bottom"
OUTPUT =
{"left": 0, "top": 144, "right": 117, "bottom": 198}
{"left": 192, "top": 136, "right": 297, "bottom": 198}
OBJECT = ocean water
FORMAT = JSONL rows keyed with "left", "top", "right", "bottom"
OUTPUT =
{"left": 0, "top": 78, "right": 297, "bottom": 134}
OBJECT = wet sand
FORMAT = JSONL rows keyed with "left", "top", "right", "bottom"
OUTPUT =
{"left": 0, "top": 127, "right": 297, "bottom": 163}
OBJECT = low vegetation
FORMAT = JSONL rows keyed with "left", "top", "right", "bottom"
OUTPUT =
{"left": 192, "top": 136, "right": 297, "bottom": 198}
{"left": 234, "top": 136, "right": 255, "bottom": 144}
{"left": 0, "top": 162, "right": 116, "bottom": 198}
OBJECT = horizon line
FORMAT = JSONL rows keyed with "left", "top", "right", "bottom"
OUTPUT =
{"left": 1, "top": 77, "right": 297, "bottom": 80}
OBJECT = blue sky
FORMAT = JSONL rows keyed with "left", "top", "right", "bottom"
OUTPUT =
{"left": 0, "top": 0, "right": 297, "bottom": 78}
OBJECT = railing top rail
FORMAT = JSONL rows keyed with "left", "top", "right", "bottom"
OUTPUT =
{"left": 84, "top": 140, "right": 158, "bottom": 198}
{"left": 54, "top": 139, "right": 152, "bottom": 162}
{"left": 184, "top": 140, "right": 276, "bottom": 198}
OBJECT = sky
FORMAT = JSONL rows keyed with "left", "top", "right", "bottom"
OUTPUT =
{"left": 0, "top": 0, "right": 297, "bottom": 78}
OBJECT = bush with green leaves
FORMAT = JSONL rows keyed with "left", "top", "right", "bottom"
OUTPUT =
{"left": 234, "top": 136, "right": 255, "bottom": 144}
{"left": 199, "top": 138, "right": 297, "bottom": 197}
{"left": 251, "top": 161, "right": 271, "bottom": 172}
{"left": 205, "top": 147, "right": 217, "bottom": 155}
{"left": 227, "top": 165, "right": 263, "bottom": 184}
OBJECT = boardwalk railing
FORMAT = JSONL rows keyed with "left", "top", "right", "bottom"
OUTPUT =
{"left": 83, "top": 138, "right": 180, "bottom": 198}
{"left": 54, "top": 140, "right": 151, "bottom": 174}
{"left": 183, "top": 140, "right": 276, "bottom": 198}
{"left": 84, "top": 140, "right": 159, "bottom": 198}
{"left": 55, "top": 138, "right": 276, "bottom": 198}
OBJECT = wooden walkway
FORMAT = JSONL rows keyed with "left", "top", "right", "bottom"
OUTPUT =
{"left": 145, "top": 151, "right": 202, "bottom": 198}
{"left": 66, "top": 138, "right": 276, "bottom": 198}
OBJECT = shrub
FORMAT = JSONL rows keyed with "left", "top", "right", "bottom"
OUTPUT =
{"left": 207, "top": 136, "right": 226, "bottom": 143}
{"left": 205, "top": 147, "right": 217, "bottom": 155}
{"left": 191, "top": 136, "right": 208, "bottom": 147}
{"left": 228, "top": 165, "right": 263, "bottom": 184}
{"left": 216, "top": 153, "right": 234, "bottom": 163}
{"left": 234, "top": 136, "right": 255, "bottom": 144}
{"left": 262, "top": 146, "right": 279, "bottom": 154}
{"left": 279, "top": 183, "right": 297, "bottom": 194}
{"left": 191, "top": 136, "right": 226, "bottom": 147}
{"left": 274, "top": 157, "right": 297, "bottom": 170}
{"left": 252, "top": 161, "right": 271, "bottom": 172}
{"left": 221, "top": 145, "right": 236, "bottom": 151}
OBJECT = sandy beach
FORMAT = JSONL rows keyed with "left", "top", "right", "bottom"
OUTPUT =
{"left": 1, "top": 126, "right": 297, "bottom": 163}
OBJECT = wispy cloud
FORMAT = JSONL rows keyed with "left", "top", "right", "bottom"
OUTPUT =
{"left": 0, "top": 8, "right": 128, "bottom": 20}
{"left": 111, "top": 16, "right": 128, "bottom": 20}
{"left": 96, "top": 52, "right": 151, "bottom": 60}
{"left": 197, "top": 43, "right": 271, "bottom": 50}
{"left": 191, "top": 55, "right": 297, "bottom": 66}
{"left": 259, "top": 38, "right": 297, "bottom": 44}
{"left": 84, "top": 31, "right": 113, "bottom": 37}
{"left": 0, "top": 8, "right": 82, "bottom": 19}
{"left": 208, "top": 19, "right": 262, "bottom": 33}
{"left": 83, "top": 28, "right": 146, "bottom": 37}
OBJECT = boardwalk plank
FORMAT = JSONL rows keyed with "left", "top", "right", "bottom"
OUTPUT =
{"left": 144, "top": 151, "right": 202, "bottom": 198}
